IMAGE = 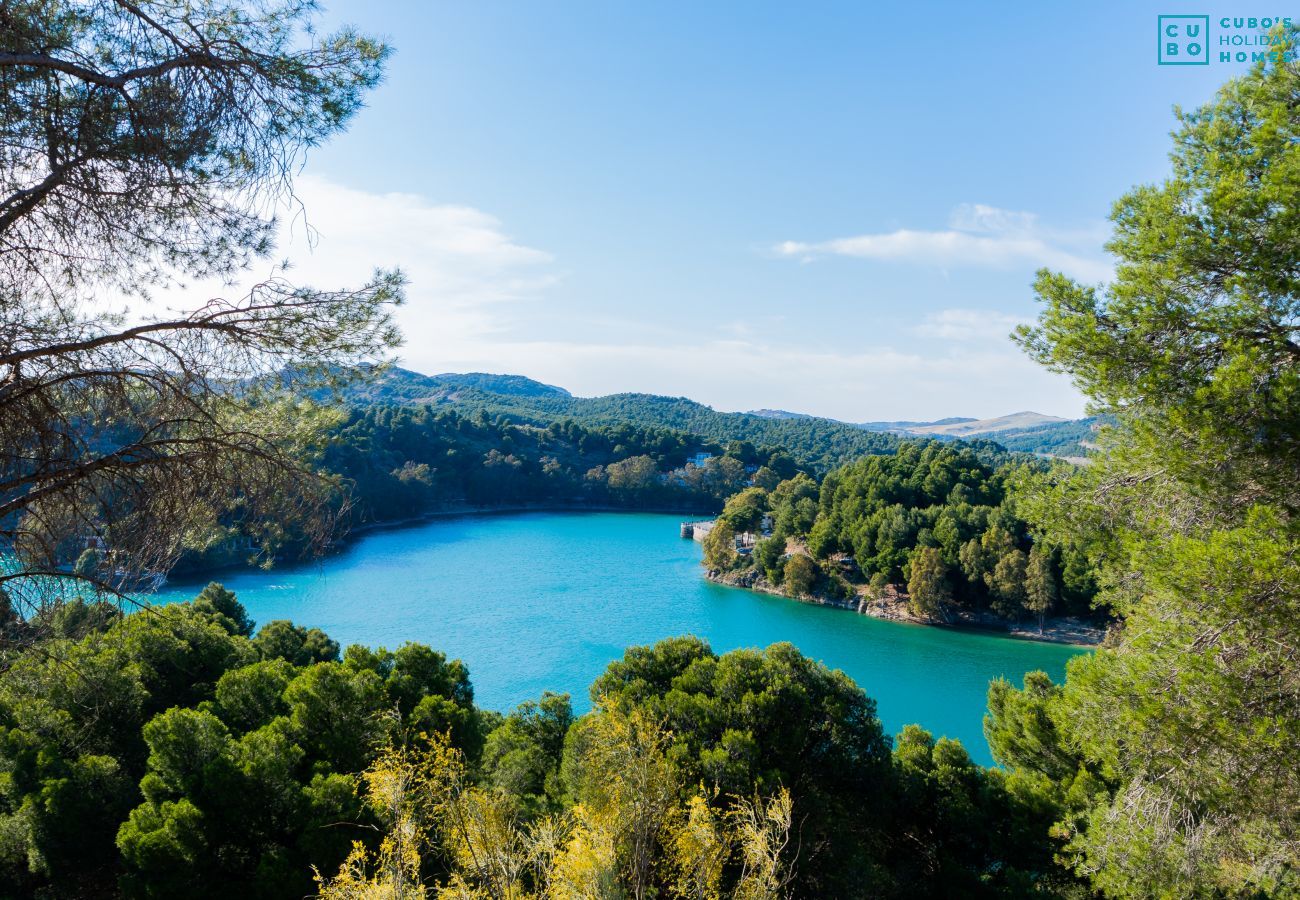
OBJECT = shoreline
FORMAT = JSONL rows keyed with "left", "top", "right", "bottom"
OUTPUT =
{"left": 168, "top": 506, "right": 1102, "bottom": 648}
{"left": 346, "top": 501, "right": 719, "bottom": 537}
{"left": 704, "top": 569, "right": 1106, "bottom": 647}
{"left": 167, "top": 501, "right": 719, "bottom": 586}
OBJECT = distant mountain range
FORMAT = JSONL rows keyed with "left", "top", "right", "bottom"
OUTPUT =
{"left": 860, "top": 411, "right": 1068, "bottom": 437}
{"left": 749, "top": 406, "right": 1102, "bottom": 459}
{"left": 865, "top": 412, "right": 1102, "bottom": 460}
{"left": 750, "top": 407, "right": 1063, "bottom": 434}
{"left": 335, "top": 368, "right": 1101, "bottom": 466}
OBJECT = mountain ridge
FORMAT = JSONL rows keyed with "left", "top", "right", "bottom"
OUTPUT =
{"left": 337, "top": 367, "right": 1097, "bottom": 465}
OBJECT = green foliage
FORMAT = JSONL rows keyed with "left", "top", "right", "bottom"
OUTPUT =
{"left": 702, "top": 521, "right": 740, "bottom": 572}
{"left": 985, "top": 672, "right": 1089, "bottom": 788}
{"left": 819, "top": 440, "right": 1011, "bottom": 588}
{"left": 337, "top": 368, "right": 902, "bottom": 474}
{"left": 481, "top": 692, "right": 574, "bottom": 817}
{"left": 1057, "top": 512, "right": 1300, "bottom": 897}
{"left": 0, "top": 586, "right": 484, "bottom": 897}
{"left": 992, "top": 40, "right": 1300, "bottom": 897}
{"left": 982, "top": 416, "right": 1111, "bottom": 458}
{"left": 253, "top": 620, "right": 341, "bottom": 667}
{"left": 781, "top": 554, "right": 818, "bottom": 597}
{"left": 986, "top": 548, "right": 1028, "bottom": 619}
{"left": 713, "top": 442, "right": 1098, "bottom": 620}
{"left": 31, "top": 596, "right": 122, "bottom": 640}
{"left": 177, "top": 407, "right": 779, "bottom": 575}
{"left": 906, "top": 546, "right": 951, "bottom": 620}
{"left": 751, "top": 465, "right": 782, "bottom": 491}
{"left": 752, "top": 536, "right": 786, "bottom": 583}
{"left": 193, "top": 582, "right": 255, "bottom": 638}
{"left": 890, "top": 724, "right": 1076, "bottom": 896}
{"left": 0, "top": 586, "right": 1081, "bottom": 899}
{"left": 768, "top": 473, "right": 819, "bottom": 538}
{"left": 1016, "top": 54, "right": 1300, "bottom": 509}
{"left": 1024, "top": 545, "right": 1058, "bottom": 631}
{"left": 266, "top": 369, "right": 901, "bottom": 569}
{"left": 586, "top": 637, "right": 892, "bottom": 896}
{"left": 718, "top": 487, "right": 768, "bottom": 533}
{"left": 580, "top": 637, "right": 1074, "bottom": 898}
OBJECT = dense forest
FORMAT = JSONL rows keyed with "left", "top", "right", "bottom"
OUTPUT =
{"left": 329, "top": 368, "right": 903, "bottom": 473}
{"left": 175, "top": 405, "right": 809, "bottom": 573}
{"left": 704, "top": 442, "right": 1099, "bottom": 627}
{"left": 322, "top": 406, "right": 798, "bottom": 519}
{"left": 0, "top": 588, "right": 1077, "bottom": 898}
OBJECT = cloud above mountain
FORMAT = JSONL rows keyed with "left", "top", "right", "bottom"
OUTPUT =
{"left": 775, "top": 203, "right": 1110, "bottom": 282}
{"left": 151, "top": 182, "right": 1086, "bottom": 420}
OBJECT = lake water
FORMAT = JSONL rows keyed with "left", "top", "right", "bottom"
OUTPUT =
{"left": 153, "top": 512, "right": 1084, "bottom": 765}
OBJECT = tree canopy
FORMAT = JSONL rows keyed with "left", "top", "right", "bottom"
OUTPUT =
{"left": 988, "top": 35, "right": 1300, "bottom": 897}
{"left": 707, "top": 441, "right": 1099, "bottom": 623}
{"left": 0, "top": 588, "right": 1077, "bottom": 898}
{"left": 0, "top": 584, "right": 484, "bottom": 897}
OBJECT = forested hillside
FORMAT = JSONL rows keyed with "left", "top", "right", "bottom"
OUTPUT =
{"left": 984, "top": 416, "right": 1107, "bottom": 458}
{"left": 860, "top": 413, "right": 1108, "bottom": 459}
{"left": 704, "top": 442, "right": 1100, "bottom": 626}
{"left": 335, "top": 368, "right": 903, "bottom": 472}
{"left": 175, "top": 405, "right": 809, "bottom": 573}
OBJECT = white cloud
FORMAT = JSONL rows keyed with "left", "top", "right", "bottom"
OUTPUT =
{"left": 150, "top": 183, "right": 1085, "bottom": 420}
{"left": 775, "top": 204, "right": 1110, "bottom": 282}
{"left": 157, "top": 175, "right": 558, "bottom": 351}
{"left": 912, "top": 308, "right": 1031, "bottom": 342}
{"left": 284, "top": 176, "right": 558, "bottom": 346}
{"left": 946, "top": 202, "right": 1038, "bottom": 234}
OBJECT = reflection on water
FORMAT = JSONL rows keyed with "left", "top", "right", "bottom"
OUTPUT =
{"left": 152, "top": 511, "right": 1086, "bottom": 765}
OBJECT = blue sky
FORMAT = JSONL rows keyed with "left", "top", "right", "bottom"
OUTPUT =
{"left": 257, "top": 1, "right": 1248, "bottom": 420}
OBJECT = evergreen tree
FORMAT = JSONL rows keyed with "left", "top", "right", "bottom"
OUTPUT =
{"left": 1023, "top": 545, "right": 1058, "bottom": 633}
{"left": 992, "top": 35, "right": 1300, "bottom": 896}
{"left": 782, "top": 555, "right": 819, "bottom": 597}
{"left": 906, "top": 546, "right": 951, "bottom": 620}
{"left": 986, "top": 549, "right": 1027, "bottom": 620}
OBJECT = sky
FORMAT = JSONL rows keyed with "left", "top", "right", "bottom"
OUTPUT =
{"left": 186, "top": 1, "right": 1256, "bottom": 421}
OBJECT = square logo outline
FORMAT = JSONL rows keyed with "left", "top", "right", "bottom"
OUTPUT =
{"left": 1158, "top": 15, "right": 1211, "bottom": 65}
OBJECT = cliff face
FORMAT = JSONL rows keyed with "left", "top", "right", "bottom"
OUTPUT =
{"left": 705, "top": 567, "right": 859, "bottom": 611}
{"left": 704, "top": 568, "right": 1107, "bottom": 646}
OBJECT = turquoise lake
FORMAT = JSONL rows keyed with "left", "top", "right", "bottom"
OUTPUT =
{"left": 153, "top": 512, "right": 1085, "bottom": 765}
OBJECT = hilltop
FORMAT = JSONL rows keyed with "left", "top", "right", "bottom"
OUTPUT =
{"left": 328, "top": 368, "right": 1108, "bottom": 467}
{"left": 897, "top": 411, "right": 1068, "bottom": 437}
{"left": 335, "top": 369, "right": 571, "bottom": 404}
{"left": 337, "top": 368, "right": 902, "bottom": 472}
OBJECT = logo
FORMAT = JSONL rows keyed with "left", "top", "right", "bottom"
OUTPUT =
{"left": 1159, "top": 15, "right": 1210, "bottom": 64}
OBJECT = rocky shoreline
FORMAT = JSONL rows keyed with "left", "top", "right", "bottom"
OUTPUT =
{"left": 705, "top": 568, "right": 1107, "bottom": 647}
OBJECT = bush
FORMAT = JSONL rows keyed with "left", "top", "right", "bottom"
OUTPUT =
{"left": 783, "top": 554, "right": 819, "bottom": 596}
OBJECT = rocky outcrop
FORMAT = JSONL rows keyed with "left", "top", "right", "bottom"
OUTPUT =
{"left": 704, "top": 568, "right": 1106, "bottom": 646}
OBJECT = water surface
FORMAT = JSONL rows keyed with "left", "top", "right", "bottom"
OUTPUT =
{"left": 154, "top": 512, "right": 1084, "bottom": 765}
